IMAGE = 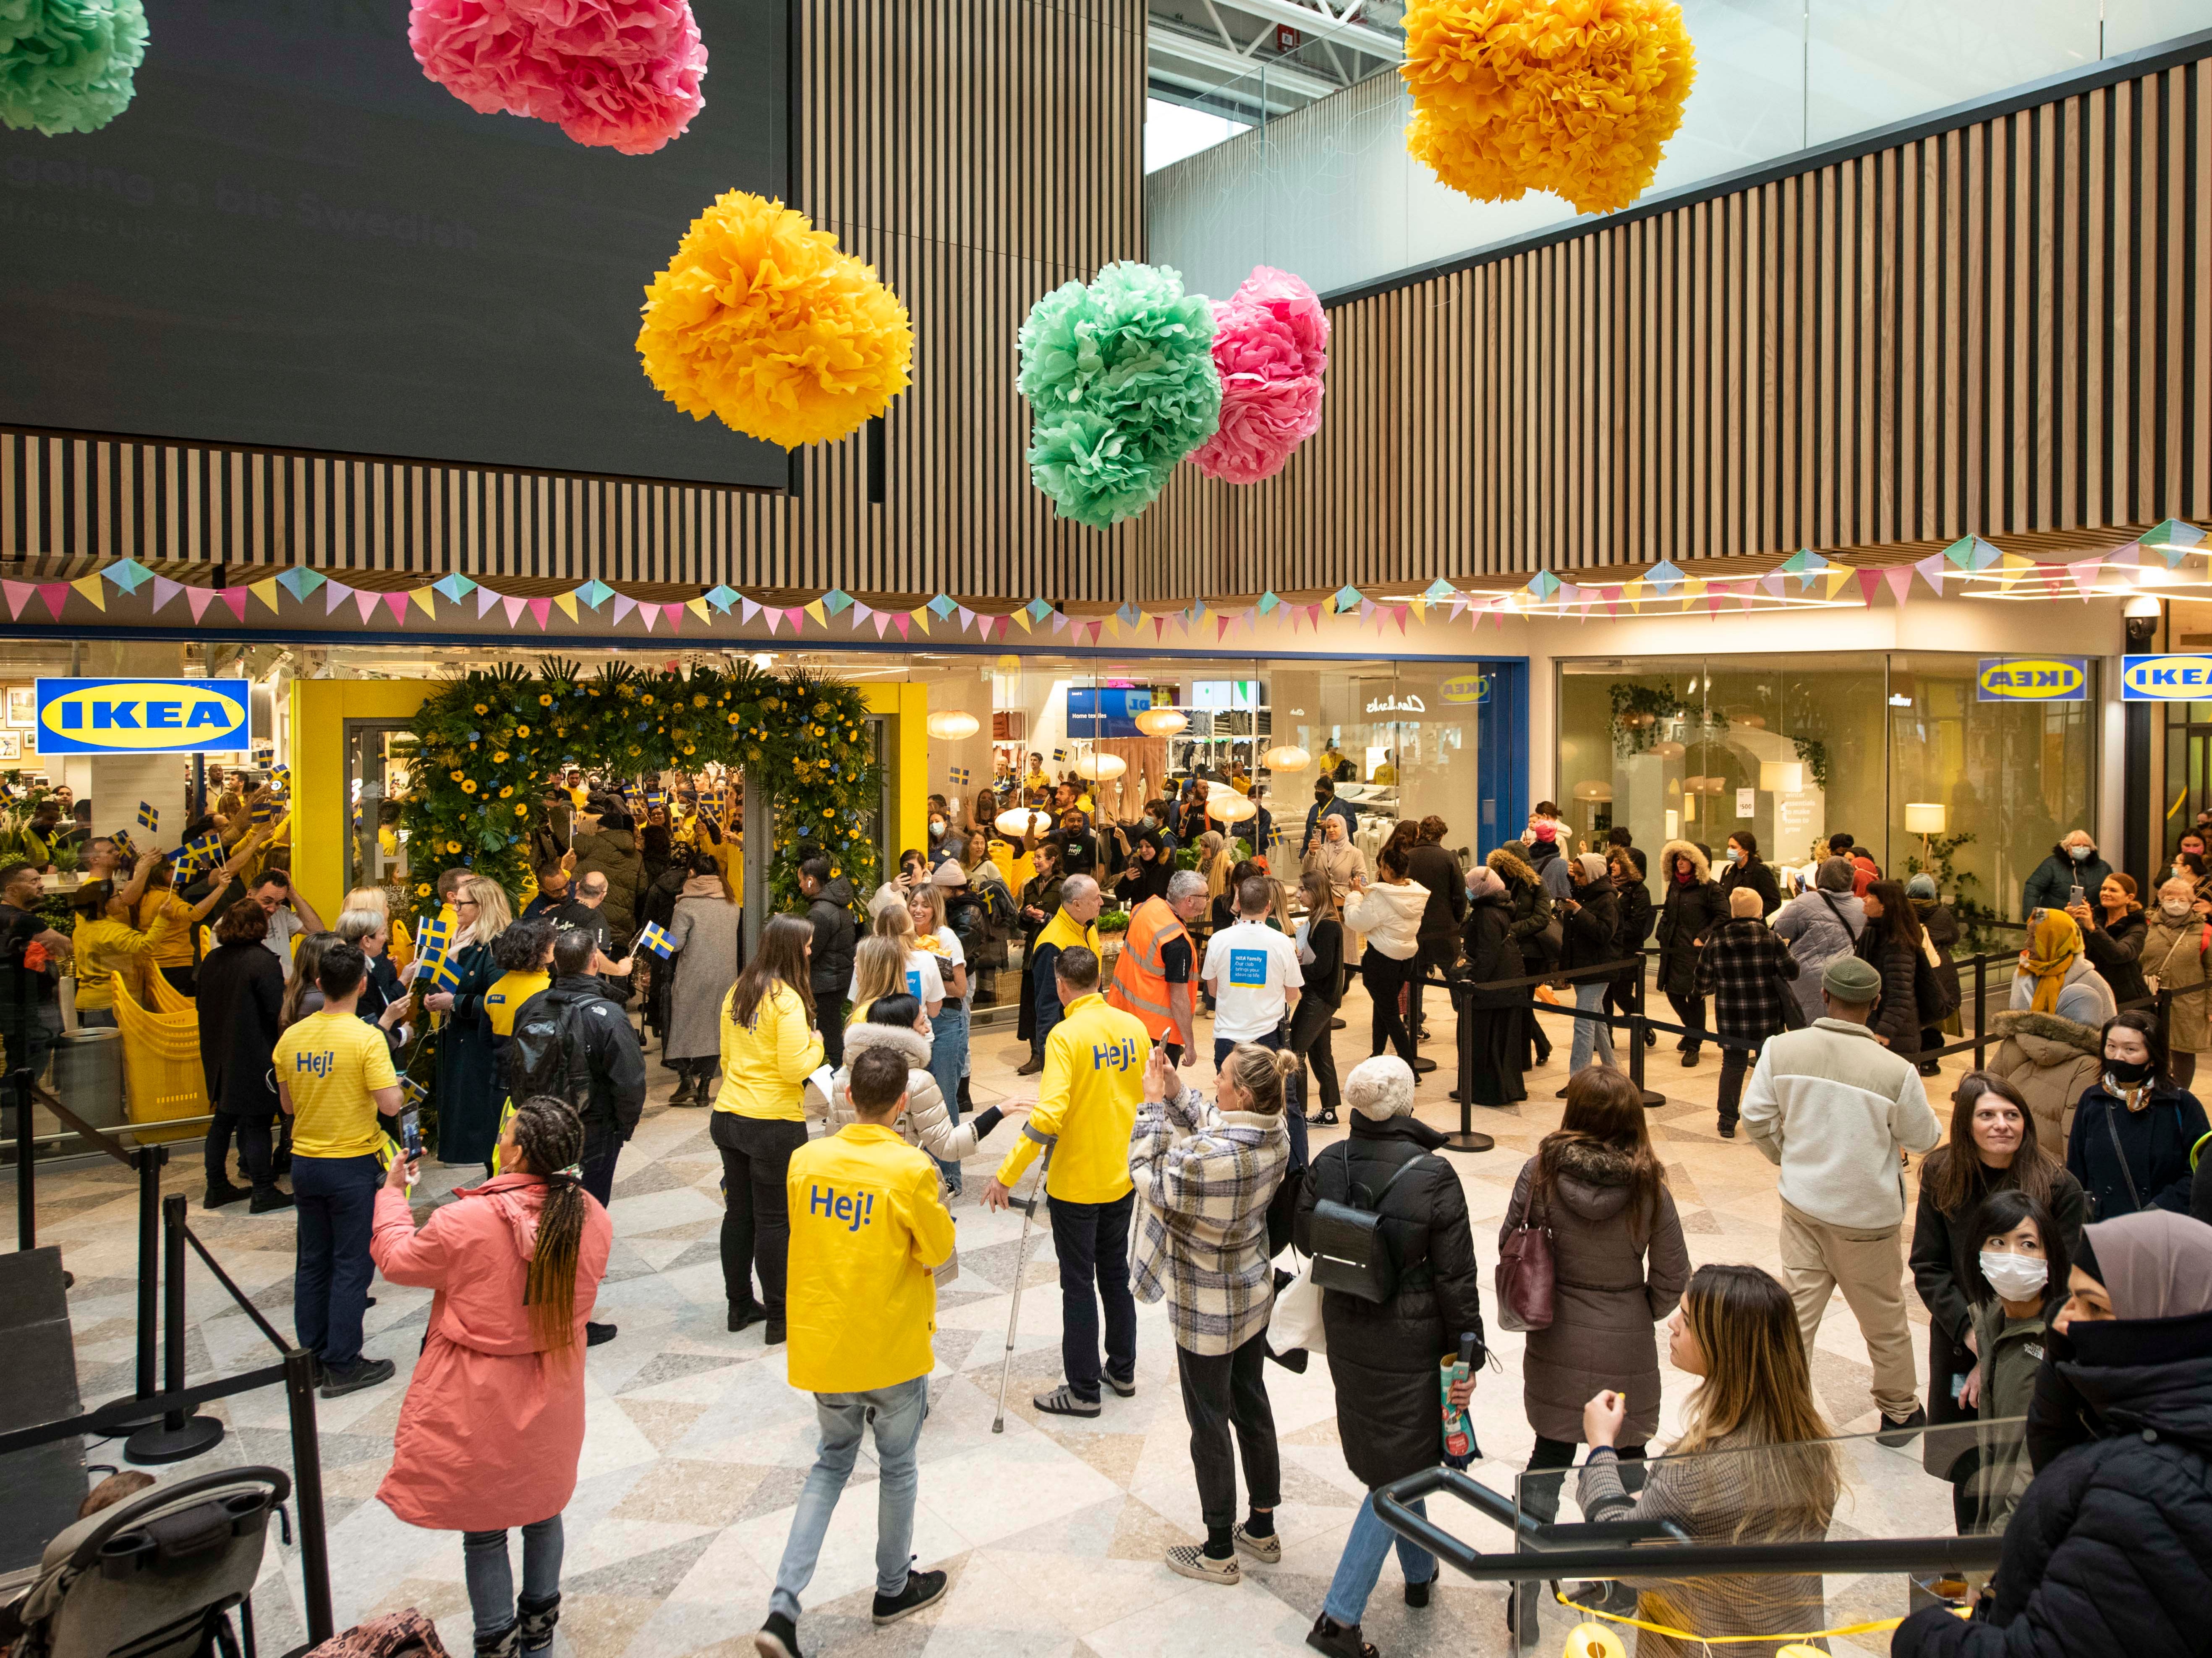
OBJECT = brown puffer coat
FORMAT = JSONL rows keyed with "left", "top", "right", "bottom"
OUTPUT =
{"left": 1987, "top": 1008, "right": 2103, "bottom": 1148}
{"left": 2138, "top": 912, "right": 2212, "bottom": 1053}
{"left": 1502, "top": 1141, "right": 1690, "bottom": 1446}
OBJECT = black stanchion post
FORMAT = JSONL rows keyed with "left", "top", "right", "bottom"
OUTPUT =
{"left": 1438, "top": 978, "right": 1492, "bottom": 1154}
{"left": 285, "top": 1347, "right": 336, "bottom": 1649}
{"left": 126, "top": 1193, "right": 225, "bottom": 1464}
{"left": 1973, "top": 953, "right": 1987, "bottom": 1068}
{"left": 135, "top": 1145, "right": 163, "bottom": 1400}
{"left": 12, "top": 1067, "right": 31, "bottom": 1251}
{"left": 1630, "top": 961, "right": 1664, "bottom": 1110}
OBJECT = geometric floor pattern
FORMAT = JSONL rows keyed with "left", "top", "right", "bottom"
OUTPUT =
{"left": 9, "top": 982, "right": 1979, "bottom": 1658}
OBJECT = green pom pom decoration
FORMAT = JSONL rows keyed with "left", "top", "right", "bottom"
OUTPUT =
{"left": 2, "top": 0, "right": 147, "bottom": 136}
{"left": 1017, "top": 261, "right": 1221, "bottom": 532}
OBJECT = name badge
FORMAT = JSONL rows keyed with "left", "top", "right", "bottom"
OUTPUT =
{"left": 1229, "top": 948, "right": 1268, "bottom": 987}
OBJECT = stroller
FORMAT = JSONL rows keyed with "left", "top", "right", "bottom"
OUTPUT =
{"left": 5, "top": 1467, "right": 290, "bottom": 1658}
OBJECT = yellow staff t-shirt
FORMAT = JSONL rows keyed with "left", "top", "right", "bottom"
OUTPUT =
{"left": 276, "top": 1010, "right": 400, "bottom": 1160}
{"left": 484, "top": 969, "right": 551, "bottom": 1037}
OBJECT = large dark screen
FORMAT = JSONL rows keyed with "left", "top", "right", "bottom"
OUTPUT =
{"left": 0, "top": 0, "right": 787, "bottom": 488}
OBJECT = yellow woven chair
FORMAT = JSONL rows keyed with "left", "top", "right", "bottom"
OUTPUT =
{"left": 112, "top": 981, "right": 209, "bottom": 1146}
{"left": 149, "top": 969, "right": 195, "bottom": 1016}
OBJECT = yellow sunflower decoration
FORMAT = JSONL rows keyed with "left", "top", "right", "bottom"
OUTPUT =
{"left": 637, "top": 191, "right": 914, "bottom": 448}
{"left": 1402, "top": 0, "right": 1695, "bottom": 216}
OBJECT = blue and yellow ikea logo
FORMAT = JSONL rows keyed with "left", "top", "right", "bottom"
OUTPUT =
{"left": 2122, "top": 655, "right": 2212, "bottom": 702}
{"left": 1976, "top": 658, "right": 2087, "bottom": 703}
{"left": 36, "top": 679, "right": 252, "bottom": 755}
{"left": 1440, "top": 675, "right": 1490, "bottom": 705}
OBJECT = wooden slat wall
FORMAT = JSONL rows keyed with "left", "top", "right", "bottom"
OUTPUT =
{"left": 0, "top": 0, "right": 1148, "bottom": 600}
{"left": 1135, "top": 54, "right": 2212, "bottom": 599}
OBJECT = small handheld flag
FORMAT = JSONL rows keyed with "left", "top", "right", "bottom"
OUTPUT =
{"left": 413, "top": 916, "right": 453, "bottom": 984}
{"left": 110, "top": 829, "right": 137, "bottom": 862}
{"left": 136, "top": 801, "right": 157, "bottom": 833}
{"left": 273, "top": 766, "right": 291, "bottom": 791}
{"left": 175, "top": 830, "right": 222, "bottom": 880}
{"left": 637, "top": 921, "right": 675, "bottom": 958}
{"left": 251, "top": 796, "right": 275, "bottom": 826}
{"left": 432, "top": 953, "right": 462, "bottom": 992}
{"left": 949, "top": 765, "right": 971, "bottom": 789}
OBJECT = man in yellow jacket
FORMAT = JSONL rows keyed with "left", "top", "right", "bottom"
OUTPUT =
{"left": 983, "top": 944, "right": 1151, "bottom": 1418}
{"left": 758, "top": 1046, "right": 953, "bottom": 1658}
{"left": 1017, "top": 872, "right": 1102, "bottom": 1077}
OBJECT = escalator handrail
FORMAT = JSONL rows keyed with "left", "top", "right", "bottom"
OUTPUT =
{"left": 1374, "top": 1466, "right": 2007, "bottom": 1582}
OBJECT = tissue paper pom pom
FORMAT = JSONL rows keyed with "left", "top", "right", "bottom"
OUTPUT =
{"left": 0, "top": 0, "right": 146, "bottom": 136}
{"left": 409, "top": 0, "right": 707, "bottom": 156}
{"left": 637, "top": 191, "right": 913, "bottom": 449}
{"left": 1017, "top": 261, "right": 1220, "bottom": 532}
{"left": 1402, "top": 0, "right": 1695, "bottom": 216}
{"left": 1188, "top": 265, "right": 1328, "bottom": 485}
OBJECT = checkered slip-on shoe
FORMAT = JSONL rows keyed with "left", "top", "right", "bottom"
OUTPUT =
{"left": 1164, "top": 1544, "right": 1241, "bottom": 1585}
{"left": 1233, "top": 1525, "right": 1281, "bottom": 1565}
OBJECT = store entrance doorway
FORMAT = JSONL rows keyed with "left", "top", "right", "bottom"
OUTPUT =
{"left": 341, "top": 718, "right": 418, "bottom": 899}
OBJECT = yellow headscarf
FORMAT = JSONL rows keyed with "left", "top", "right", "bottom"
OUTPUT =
{"left": 2021, "top": 909, "right": 2083, "bottom": 1014}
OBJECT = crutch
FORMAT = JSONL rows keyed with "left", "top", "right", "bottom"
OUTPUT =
{"left": 991, "top": 1135, "right": 1057, "bottom": 1433}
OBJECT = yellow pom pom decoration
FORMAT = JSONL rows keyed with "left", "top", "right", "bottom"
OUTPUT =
{"left": 1401, "top": 0, "right": 1696, "bottom": 216}
{"left": 638, "top": 191, "right": 913, "bottom": 448}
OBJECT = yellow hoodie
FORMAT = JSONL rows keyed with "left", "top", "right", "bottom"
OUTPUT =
{"left": 714, "top": 979, "right": 824, "bottom": 1121}
{"left": 993, "top": 992, "right": 1150, "bottom": 1203}
{"left": 784, "top": 1123, "right": 954, "bottom": 1393}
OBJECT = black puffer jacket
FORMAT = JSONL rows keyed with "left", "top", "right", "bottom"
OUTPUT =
{"left": 806, "top": 875, "right": 860, "bottom": 996}
{"left": 1611, "top": 877, "right": 1655, "bottom": 990}
{"left": 1896, "top": 1307, "right": 2212, "bottom": 1658}
{"left": 2081, "top": 909, "right": 2150, "bottom": 1009}
{"left": 1653, "top": 840, "right": 1727, "bottom": 997}
{"left": 1854, "top": 930, "right": 1924, "bottom": 1055}
{"left": 1718, "top": 854, "right": 1781, "bottom": 917}
{"left": 1296, "top": 1114, "right": 1486, "bottom": 1488}
{"left": 1558, "top": 876, "right": 1619, "bottom": 975}
{"left": 1487, "top": 847, "right": 1555, "bottom": 970}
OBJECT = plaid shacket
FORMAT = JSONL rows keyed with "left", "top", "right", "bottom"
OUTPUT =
{"left": 1127, "top": 1085, "right": 1289, "bottom": 1355}
{"left": 1694, "top": 915, "right": 1801, "bottom": 1047}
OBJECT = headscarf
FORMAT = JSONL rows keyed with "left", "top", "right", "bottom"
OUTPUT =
{"left": 1813, "top": 857, "right": 1856, "bottom": 894}
{"left": 1466, "top": 866, "right": 1505, "bottom": 901}
{"left": 2020, "top": 909, "right": 2083, "bottom": 1015}
{"left": 2080, "top": 1211, "right": 2212, "bottom": 1319}
{"left": 1906, "top": 872, "right": 1937, "bottom": 901}
{"left": 1574, "top": 852, "right": 1611, "bottom": 886}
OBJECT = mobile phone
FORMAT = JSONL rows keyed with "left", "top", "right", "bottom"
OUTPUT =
{"left": 399, "top": 1107, "right": 423, "bottom": 1163}
{"left": 2068, "top": 883, "right": 2086, "bottom": 906}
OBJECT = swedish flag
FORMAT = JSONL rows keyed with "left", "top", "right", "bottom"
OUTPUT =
{"left": 175, "top": 830, "right": 222, "bottom": 880}
{"left": 636, "top": 921, "right": 675, "bottom": 958}
{"left": 251, "top": 796, "right": 275, "bottom": 826}
{"left": 413, "top": 916, "right": 453, "bottom": 985}
{"left": 136, "top": 801, "right": 157, "bottom": 833}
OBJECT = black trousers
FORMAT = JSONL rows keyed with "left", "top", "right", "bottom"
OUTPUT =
{"left": 1175, "top": 1331, "right": 1281, "bottom": 1529}
{"left": 1520, "top": 1435, "right": 1648, "bottom": 1525}
{"left": 1408, "top": 938, "right": 1456, "bottom": 1039}
{"left": 161, "top": 964, "right": 199, "bottom": 996}
{"left": 1666, "top": 991, "right": 1707, "bottom": 1055}
{"left": 205, "top": 1110, "right": 275, "bottom": 1192}
{"left": 1049, "top": 1190, "right": 1136, "bottom": 1402}
{"left": 817, "top": 993, "right": 847, "bottom": 1069}
{"left": 1286, "top": 992, "right": 1341, "bottom": 1113}
{"left": 1717, "top": 1042, "right": 1757, "bottom": 1124}
{"left": 1362, "top": 949, "right": 1420, "bottom": 1067}
{"left": 712, "top": 1113, "right": 809, "bottom": 1320}
{"left": 580, "top": 1134, "right": 621, "bottom": 1208}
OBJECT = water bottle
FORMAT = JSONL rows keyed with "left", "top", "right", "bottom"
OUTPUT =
{"left": 1440, "top": 1331, "right": 1478, "bottom": 1468}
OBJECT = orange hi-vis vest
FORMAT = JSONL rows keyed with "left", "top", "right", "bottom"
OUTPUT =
{"left": 1106, "top": 895, "right": 1187, "bottom": 1042}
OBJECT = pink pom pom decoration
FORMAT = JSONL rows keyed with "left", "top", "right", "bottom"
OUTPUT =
{"left": 409, "top": 0, "right": 707, "bottom": 157}
{"left": 1187, "top": 265, "right": 1329, "bottom": 484}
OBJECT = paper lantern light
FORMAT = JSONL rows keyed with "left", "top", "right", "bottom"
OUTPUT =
{"left": 639, "top": 192, "right": 913, "bottom": 448}
{"left": 1208, "top": 789, "right": 1258, "bottom": 824}
{"left": 924, "top": 710, "right": 980, "bottom": 741}
{"left": 1262, "top": 745, "right": 1310, "bottom": 772}
{"left": 1018, "top": 261, "right": 1221, "bottom": 530}
{"left": 409, "top": 0, "right": 707, "bottom": 155}
{"left": 995, "top": 808, "right": 1054, "bottom": 838}
{"left": 1401, "top": 0, "right": 1697, "bottom": 216}
{"left": 1075, "top": 751, "right": 1128, "bottom": 781}
{"left": 1571, "top": 780, "right": 1613, "bottom": 802}
{"left": 1188, "top": 266, "right": 1329, "bottom": 484}
{"left": 1, "top": 0, "right": 146, "bottom": 136}
{"left": 1135, "top": 707, "right": 1189, "bottom": 737}
{"left": 1649, "top": 740, "right": 1686, "bottom": 760}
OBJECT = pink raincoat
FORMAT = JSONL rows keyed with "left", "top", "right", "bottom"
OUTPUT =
{"left": 371, "top": 1173, "right": 613, "bottom": 1533}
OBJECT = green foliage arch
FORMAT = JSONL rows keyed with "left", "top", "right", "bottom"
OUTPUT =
{"left": 399, "top": 658, "right": 880, "bottom": 909}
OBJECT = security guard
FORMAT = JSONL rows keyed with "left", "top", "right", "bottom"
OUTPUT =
{"left": 983, "top": 944, "right": 1151, "bottom": 1418}
{"left": 1106, "top": 869, "right": 1205, "bottom": 1067}
{"left": 758, "top": 1046, "right": 954, "bottom": 1658}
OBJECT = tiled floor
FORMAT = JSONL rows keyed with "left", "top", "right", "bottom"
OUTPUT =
{"left": 9, "top": 984, "right": 1979, "bottom": 1658}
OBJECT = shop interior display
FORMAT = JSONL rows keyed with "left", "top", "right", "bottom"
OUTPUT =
{"left": 0, "top": 0, "right": 145, "bottom": 135}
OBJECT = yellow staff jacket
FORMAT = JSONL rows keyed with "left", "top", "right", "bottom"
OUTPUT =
{"left": 994, "top": 992, "right": 1150, "bottom": 1204}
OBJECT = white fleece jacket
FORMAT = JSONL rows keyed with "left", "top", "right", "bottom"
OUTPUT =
{"left": 1342, "top": 879, "right": 1430, "bottom": 961}
{"left": 1738, "top": 1017, "right": 1942, "bottom": 1228}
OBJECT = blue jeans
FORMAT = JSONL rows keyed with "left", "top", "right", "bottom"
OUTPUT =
{"left": 1048, "top": 1190, "right": 1137, "bottom": 1403}
{"left": 771, "top": 1375, "right": 930, "bottom": 1620}
{"left": 1215, "top": 1029, "right": 1307, "bottom": 1169}
{"left": 1323, "top": 1492, "right": 1435, "bottom": 1625}
{"left": 462, "top": 1515, "right": 563, "bottom": 1640}
{"left": 927, "top": 1005, "right": 969, "bottom": 1188}
{"left": 291, "top": 1153, "right": 381, "bottom": 1368}
{"left": 1569, "top": 979, "right": 1616, "bottom": 1074}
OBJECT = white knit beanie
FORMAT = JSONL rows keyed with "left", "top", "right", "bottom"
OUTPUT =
{"left": 1344, "top": 1055, "right": 1416, "bottom": 1120}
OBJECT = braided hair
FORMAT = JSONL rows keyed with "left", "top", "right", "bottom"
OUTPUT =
{"left": 506, "top": 1096, "right": 589, "bottom": 1352}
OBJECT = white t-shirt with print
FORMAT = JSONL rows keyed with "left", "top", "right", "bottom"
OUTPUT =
{"left": 849, "top": 948, "right": 946, "bottom": 1010}
{"left": 1201, "top": 921, "right": 1305, "bottom": 1042}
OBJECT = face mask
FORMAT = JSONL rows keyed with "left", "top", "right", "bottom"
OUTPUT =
{"left": 2069, "top": 845, "right": 2092, "bottom": 862}
{"left": 1726, "top": 846, "right": 1742, "bottom": 864}
{"left": 1978, "top": 1251, "right": 2049, "bottom": 1302}
{"left": 1315, "top": 791, "right": 1328, "bottom": 804}
{"left": 2164, "top": 897, "right": 2193, "bottom": 918}
{"left": 929, "top": 819, "right": 945, "bottom": 836}
{"left": 2107, "top": 1056, "right": 2156, "bottom": 1085}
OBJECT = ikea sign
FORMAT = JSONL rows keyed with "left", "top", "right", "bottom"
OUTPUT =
{"left": 37, "top": 679, "right": 253, "bottom": 755}
{"left": 1977, "top": 658, "right": 2087, "bottom": 702}
{"left": 1440, "top": 675, "right": 1490, "bottom": 705}
{"left": 2121, "top": 655, "right": 2212, "bottom": 702}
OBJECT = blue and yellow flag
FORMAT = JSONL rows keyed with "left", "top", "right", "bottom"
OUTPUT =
{"left": 637, "top": 921, "right": 675, "bottom": 958}
{"left": 136, "top": 800, "right": 157, "bottom": 833}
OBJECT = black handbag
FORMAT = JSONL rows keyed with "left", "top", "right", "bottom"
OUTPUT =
{"left": 1308, "top": 1143, "right": 1430, "bottom": 1303}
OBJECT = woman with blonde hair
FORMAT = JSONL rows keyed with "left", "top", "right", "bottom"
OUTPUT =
{"left": 849, "top": 901, "right": 945, "bottom": 1022}
{"left": 426, "top": 874, "right": 511, "bottom": 1176}
{"left": 907, "top": 883, "right": 970, "bottom": 1187}
{"left": 1573, "top": 1264, "right": 1841, "bottom": 1656}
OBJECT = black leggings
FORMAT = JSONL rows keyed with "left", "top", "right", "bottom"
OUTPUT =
{"left": 1286, "top": 992, "right": 1341, "bottom": 1114}
{"left": 1362, "top": 950, "right": 1420, "bottom": 1067}
{"left": 711, "top": 1112, "right": 808, "bottom": 1320}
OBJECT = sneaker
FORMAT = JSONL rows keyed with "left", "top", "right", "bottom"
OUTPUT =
{"left": 248, "top": 1187, "right": 295, "bottom": 1214}
{"left": 1033, "top": 1384, "right": 1101, "bottom": 1418}
{"left": 319, "top": 1356, "right": 395, "bottom": 1398}
{"left": 1305, "top": 1108, "right": 1339, "bottom": 1126}
{"left": 753, "top": 1611, "right": 801, "bottom": 1658}
{"left": 1876, "top": 1405, "right": 1928, "bottom": 1448}
{"left": 1164, "top": 1543, "right": 1240, "bottom": 1585}
{"left": 1404, "top": 1576, "right": 1432, "bottom": 1608}
{"left": 1232, "top": 1523, "right": 1280, "bottom": 1564}
{"left": 203, "top": 1181, "right": 248, "bottom": 1210}
{"left": 586, "top": 1322, "right": 618, "bottom": 1346}
{"left": 1104, "top": 1370, "right": 1137, "bottom": 1399}
{"left": 871, "top": 1566, "right": 948, "bottom": 1625}
{"left": 1305, "top": 1614, "right": 1375, "bottom": 1658}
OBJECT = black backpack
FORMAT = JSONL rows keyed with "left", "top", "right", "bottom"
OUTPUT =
{"left": 1307, "top": 1143, "right": 1432, "bottom": 1303}
{"left": 505, "top": 994, "right": 596, "bottom": 1113}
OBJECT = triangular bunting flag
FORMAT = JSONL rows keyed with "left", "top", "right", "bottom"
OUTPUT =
{"left": 1014, "top": 608, "right": 1034, "bottom": 632}
{"left": 1822, "top": 566, "right": 1856, "bottom": 601}
{"left": 804, "top": 600, "right": 826, "bottom": 627}
{"left": 873, "top": 610, "right": 892, "bottom": 637}
{"left": 151, "top": 575, "right": 183, "bottom": 613}
{"left": 911, "top": 608, "right": 930, "bottom": 635}
{"left": 529, "top": 598, "right": 554, "bottom": 630}
{"left": 850, "top": 602, "right": 873, "bottom": 629}
{"left": 893, "top": 613, "right": 911, "bottom": 640}
{"left": 102, "top": 557, "right": 152, "bottom": 595}
{"left": 928, "top": 594, "right": 957, "bottom": 619}
{"left": 1883, "top": 567, "right": 1915, "bottom": 606}
{"left": 1642, "top": 560, "right": 1686, "bottom": 594}
{"left": 384, "top": 591, "right": 411, "bottom": 627}
{"left": 661, "top": 603, "right": 682, "bottom": 632}
{"left": 956, "top": 606, "right": 975, "bottom": 631}
{"left": 1913, "top": 554, "right": 1946, "bottom": 595}
{"left": 318, "top": 579, "right": 349, "bottom": 614}
{"left": 3, "top": 581, "right": 33, "bottom": 620}
{"left": 639, "top": 602, "right": 659, "bottom": 632}
{"left": 71, "top": 574, "right": 106, "bottom": 612}
{"left": 353, "top": 587, "right": 381, "bottom": 623}
{"left": 37, "top": 584, "right": 69, "bottom": 621}
{"left": 278, "top": 568, "right": 325, "bottom": 601}
{"left": 703, "top": 584, "right": 739, "bottom": 614}
{"left": 612, "top": 595, "right": 637, "bottom": 627}
{"left": 501, "top": 594, "right": 527, "bottom": 626}
{"left": 2069, "top": 558, "right": 2103, "bottom": 600}
{"left": 474, "top": 585, "right": 500, "bottom": 617}
{"left": 577, "top": 580, "right": 613, "bottom": 609}
{"left": 824, "top": 589, "right": 852, "bottom": 616}
{"left": 1856, "top": 569, "right": 1883, "bottom": 605}
{"left": 218, "top": 589, "right": 248, "bottom": 623}
{"left": 186, "top": 586, "right": 218, "bottom": 623}
{"left": 411, "top": 586, "right": 438, "bottom": 618}
{"left": 784, "top": 607, "right": 806, "bottom": 632}
{"left": 1996, "top": 553, "right": 2034, "bottom": 593}
{"left": 432, "top": 572, "right": 477, "bottom": 603}
{"left": 740, "top": 598, "right": 761, "bottom": 624}
{"left": 687, "top": 598, "right": 712, "bottom": 624}
{"left": 250, "top": 577, "right": 283, "bottom": 612}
